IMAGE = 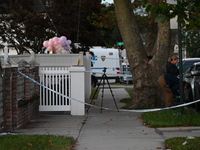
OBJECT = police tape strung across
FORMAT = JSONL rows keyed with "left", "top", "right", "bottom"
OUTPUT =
{"left": 17, "top": 70, "right": 200, "bottom": 113}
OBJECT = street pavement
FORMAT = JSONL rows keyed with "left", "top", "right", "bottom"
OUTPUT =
{"left": 13, "top": 85, "right": 200, "bottom": 150}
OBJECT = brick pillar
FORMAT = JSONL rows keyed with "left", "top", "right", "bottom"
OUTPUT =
{"left": 34, "top": 66, "right": 40, "bottom": 96}
{"left": 24, "top": 67, "right": 31, "bottom": 100}
{"left": 11, "top": 67, "right": 18, "bottom": 128}
{"left": 3, "top": 67, "right": 13, "bottom": 131}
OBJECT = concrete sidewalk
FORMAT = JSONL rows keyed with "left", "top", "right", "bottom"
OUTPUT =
{"left": 13, "top": 87, "right": 200, "bottom": 150}
{"left": 74, "top": 88, "right": 165, "bottom": 150}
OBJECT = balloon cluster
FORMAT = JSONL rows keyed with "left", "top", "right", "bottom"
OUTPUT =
{"left": 43, "top": 36, "right": 72, "bottom": 54}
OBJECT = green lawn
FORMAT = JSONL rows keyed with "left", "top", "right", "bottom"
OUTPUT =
{"left": 123, "top": 88, "right": 200, "bottom": 150}
{"left": 165, "top": 137, "right": 200, "bottom": 150}
{"left": 141, "top": 108, "right": 200, "bottom": 127}
{"left": 0, "top": 134, "right": 75, "bottom": 150}
{"left": 90, "top": 87, "right": 100, "bottom": 99}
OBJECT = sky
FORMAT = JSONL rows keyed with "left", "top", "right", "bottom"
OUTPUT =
{"left": 102, "top": 0, "right": 113, "bottom": 4}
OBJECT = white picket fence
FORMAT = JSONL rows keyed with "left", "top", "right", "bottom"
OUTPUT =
{"left": 1, "top": 52, "right": 91, "bottom": 116}
{"left": 39, "top": 65, "right": 86, "bottom": 115}
{"left": 39, "top": 67, "right": 71, "bottom": 111}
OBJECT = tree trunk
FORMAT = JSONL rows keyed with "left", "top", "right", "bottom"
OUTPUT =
{"left": 145, "top": 0, "right": 158, "bottom": 57}
{"left": 114, "top": 0, "right": 172, "bottom": 108}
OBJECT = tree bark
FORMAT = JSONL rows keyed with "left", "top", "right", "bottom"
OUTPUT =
{"left": 114, "top": 0, "right": 172, "bottom": 108}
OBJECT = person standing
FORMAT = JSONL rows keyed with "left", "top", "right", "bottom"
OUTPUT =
{"left": 164, "top": 56, "right": 180, "bottom": 96}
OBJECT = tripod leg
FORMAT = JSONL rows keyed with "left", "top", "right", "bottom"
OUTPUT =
{"left": 104, "top": 75, "right": 119, "bottom": 112}
{"left": 86, "top": 77, "right": 103, "bottom": 112}
{"left": 100, "top": 74, "right": 106, "bottom": 113}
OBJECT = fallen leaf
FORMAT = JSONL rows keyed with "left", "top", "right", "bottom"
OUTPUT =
{"left": 27, "top": 143, "right": 33, "bottom": 147}
{"left": 50, "top": 143, "right": 54, "bottom": 146}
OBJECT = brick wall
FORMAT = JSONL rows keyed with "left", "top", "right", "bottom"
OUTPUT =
{"left": 0, "top": 67, "right": 3, "bottom": 131}
{"left": 3, "top": 60, "right": 40, "bottom": 131}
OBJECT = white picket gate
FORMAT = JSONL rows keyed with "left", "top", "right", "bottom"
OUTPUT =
{"left": 0, "top": 52, "right": 91, "bottom": 115}
{"left": 39, "top": 66, "right": 71, "bottom": 111}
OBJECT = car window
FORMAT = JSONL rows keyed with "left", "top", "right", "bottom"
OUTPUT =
{"left": 184, "top": 64, "right": 194, "bottom": 73}
{"left": 196, "top": 65, "right": 200, "bottom": 71}
{"left": 182, "top": 60, "right": 200, "bottom": 72}
{"left": 189, "top": 65, "right": 195, "bottom": 72}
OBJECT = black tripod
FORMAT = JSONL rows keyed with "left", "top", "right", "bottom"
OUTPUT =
{"left": 86, "top": 67, "right": 119, "bottom": 113}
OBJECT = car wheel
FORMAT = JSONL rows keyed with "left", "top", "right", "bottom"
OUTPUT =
{"left": 115, "top": 77, "right": 120, "bottom": 83}
{"left": 119, "top": 77, "right": 124, "bottom": 84}
{"left": 196, "top": 102, "right": 200, "bottom": 112}
{"left": 195, "top": 85, "right": 200, "bottom": 112}
{"left": 188, "top": 87, "right": 193, "bottom": 102}
{"left": 92, "top": 79, "right": 96, "bottom": 87}
{"left": 187, "top": 86, "right": 196, "bottom": 108}
{"left": 91, "top": 75, "right": 98, "bottom": 87}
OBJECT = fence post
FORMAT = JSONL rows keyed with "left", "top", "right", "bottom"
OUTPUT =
{"left": 83, "top": 52, "right": 91, "bottom": 101}
{"left": 69, "top": 66, "right": 85, "bottom": 115}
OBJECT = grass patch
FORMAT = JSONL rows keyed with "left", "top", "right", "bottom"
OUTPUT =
{"left": 90, "top": 87, "right": 100, "bottom": 99}
{"left": 123, "top": 87, "right": 200, "bottom": 149}
{"left": 0, "top": 134, "right": 75, "bottom": 150}
{"left": 120, "top": 98, "right": 132, "bottom": 109}
{"left": 141, "top": 108, "right": 200, "bottom": 128}
{"left": 120, "top": 98, "right": 132, "bottom": 104}
{"left": 165, "top": 137, "right": 200, "bottom": 150}
{"left": 119, "top": 88, "right": 133, "bottom": 109}
{"left": 124, "top": 88, "right": 133, "bottom": 98}
{"left": 123, "top": 88, "right": 200, "bottom": 127}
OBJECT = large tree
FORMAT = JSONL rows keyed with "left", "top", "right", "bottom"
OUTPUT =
{"left": 114, "top": 0, "right": 200, "bottom": 108}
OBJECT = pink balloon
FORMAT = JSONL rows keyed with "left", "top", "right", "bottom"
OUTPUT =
{"left": 43, "top": 41, "right": 49, "bottom": 47}
{"left": 53, "top": 41, "right": 58, "bottom": 47}
{"left": 55, "top": 45, "right": 62, "bottom": 50}
{"left": 57, "top": 39, "right": 62, "bottom": 46}
{"left": 48, "top": 39, "right": 53, "bottom": 46}
{"left": 52, "top": 37, "right": 59, "bottom": 42}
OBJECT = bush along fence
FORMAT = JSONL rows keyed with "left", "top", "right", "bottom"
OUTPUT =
{"left": 1, "top": 58, "right": 40, "bottom": 132}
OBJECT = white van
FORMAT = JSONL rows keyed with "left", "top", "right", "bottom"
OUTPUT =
{"left": 90, "top": 47, "right": 121, "bottom": 82}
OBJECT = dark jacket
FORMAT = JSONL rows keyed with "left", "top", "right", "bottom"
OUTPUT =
{"left": 164, "top": 62, "right": 180, "bottom": 96}
{"left": 166, "top": 62, "right": 179, "bottom": 75}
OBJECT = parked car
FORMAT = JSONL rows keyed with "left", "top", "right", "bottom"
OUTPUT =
{"left": 181, "top": 58, "right": 200, "bottom": 73}
{"left": 119, "top": 62, "right": 132, "bottom": 84}
{"left": 184, "top": 62, "right": 200, "bottom": 111}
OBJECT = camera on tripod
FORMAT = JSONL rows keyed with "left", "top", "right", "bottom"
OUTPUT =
{"left": 103, "top": 67, "right": 107, "bottom": 73}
